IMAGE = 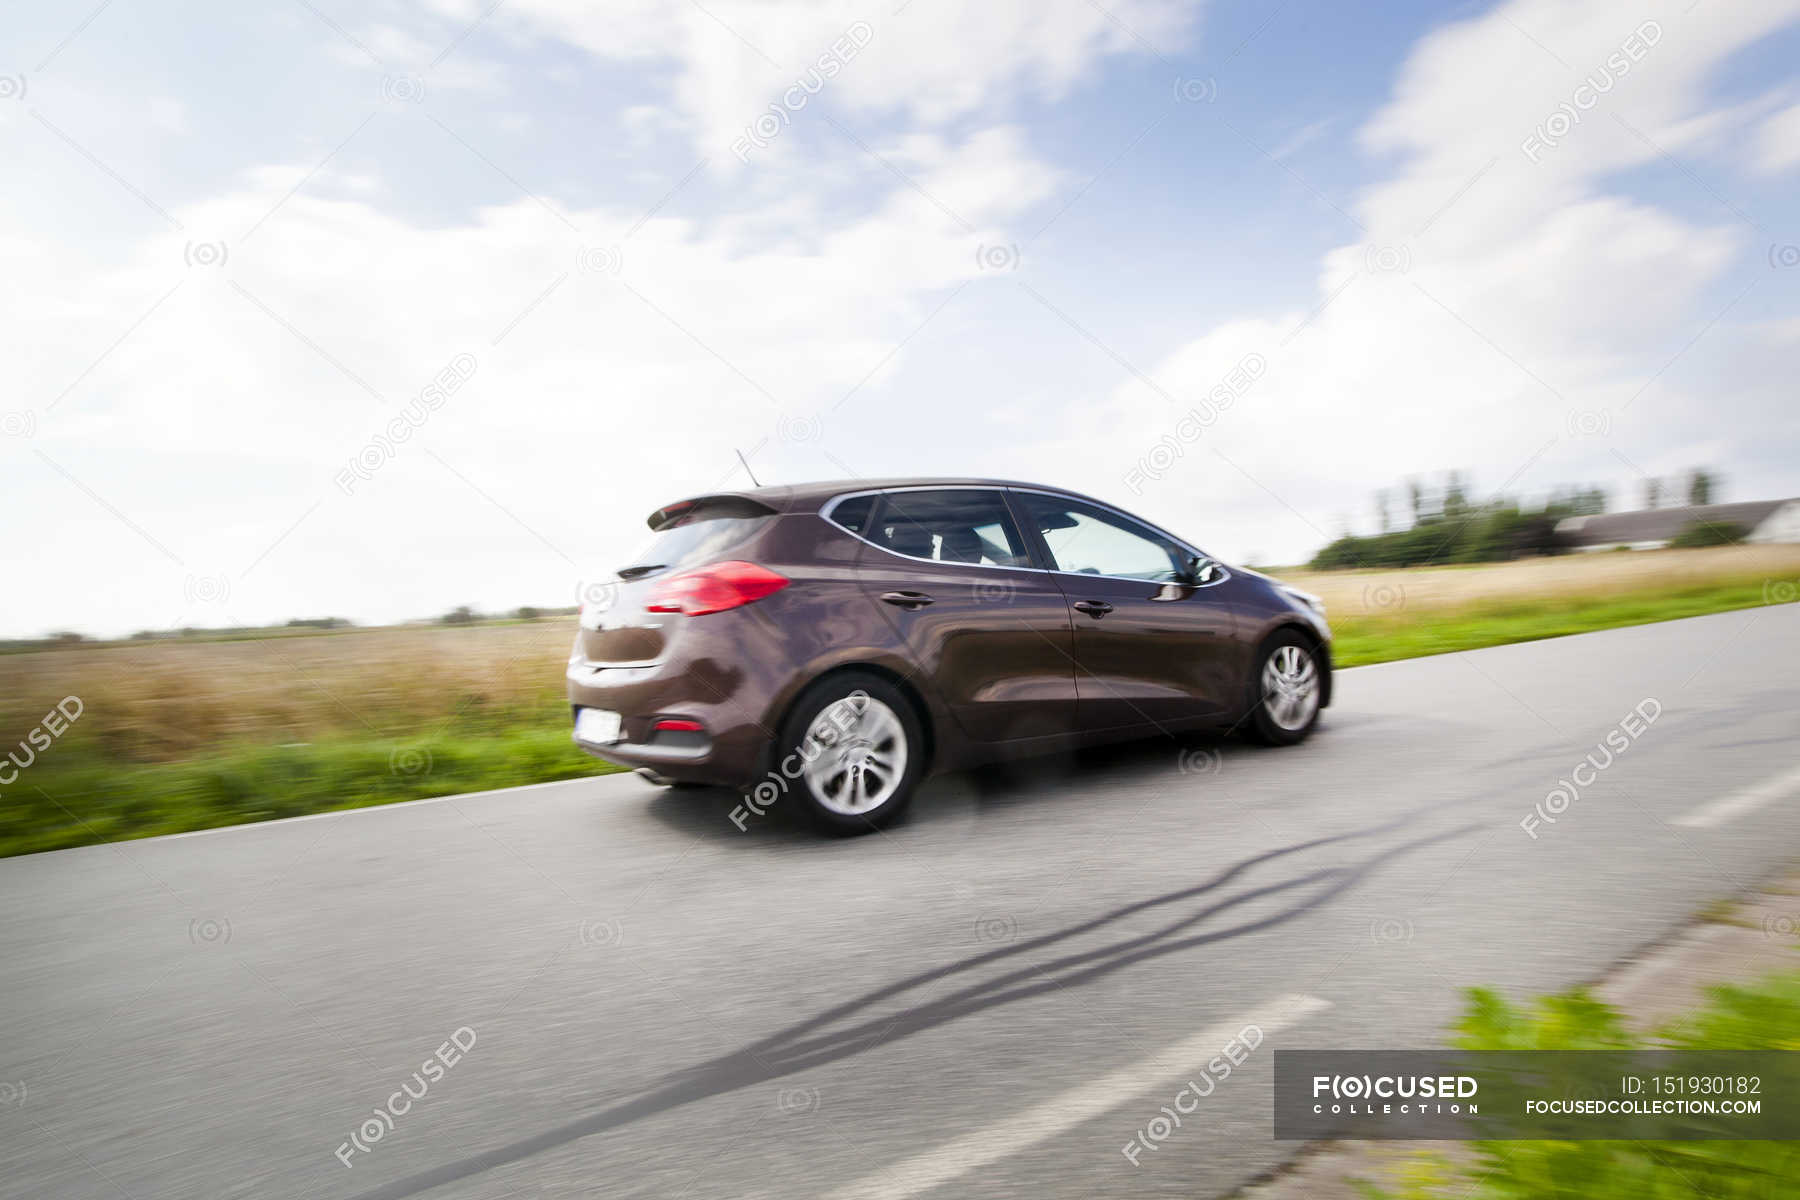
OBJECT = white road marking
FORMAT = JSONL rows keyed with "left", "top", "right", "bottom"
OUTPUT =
{"left": 1672, "top": 764, "right": 1800, "bottom": 829}
{"left": 826, "top": 992, "right": 1331, "bottom": 1200}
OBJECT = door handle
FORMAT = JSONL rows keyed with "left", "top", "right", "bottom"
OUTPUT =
{"left": 880, "top": 591, "right": 935, "bottom": 610}
{"left": 1072, "top": 599, "right": 1114, "bottom": 618}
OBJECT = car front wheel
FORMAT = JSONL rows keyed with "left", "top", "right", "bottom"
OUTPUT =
{"left": 1244, "top": 631, "right": 1322, "bottom": 745}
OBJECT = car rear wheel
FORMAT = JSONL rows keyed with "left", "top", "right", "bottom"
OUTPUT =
{"left": 1244, "top": 631, "right": 1322, "bottom": 745}
{"left": 780, "top": 672, "right": 923, "bottom": 835}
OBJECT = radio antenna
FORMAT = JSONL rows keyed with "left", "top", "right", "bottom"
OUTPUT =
{"left": 735, "top": 448, "right": 762, "bottom": 488}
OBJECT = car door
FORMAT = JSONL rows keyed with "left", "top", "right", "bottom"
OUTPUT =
{"left": 838, "top": 487, "right": 1078, "bottom": 743}
{"left": 1009, "top": 490, "right": 1239, "bottom": 733}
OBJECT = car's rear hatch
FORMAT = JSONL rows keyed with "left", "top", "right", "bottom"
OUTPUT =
{"left": 576, "top": 495, "right": 779, "bottom": 667}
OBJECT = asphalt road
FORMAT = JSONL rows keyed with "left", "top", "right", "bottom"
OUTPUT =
{"left": 3, "top": 607, "right": 1798, "bottom": 1199}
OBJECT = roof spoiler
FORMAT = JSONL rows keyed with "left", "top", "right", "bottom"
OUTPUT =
{"left": 646, "top": 493, "right": 780, "bottom": 532}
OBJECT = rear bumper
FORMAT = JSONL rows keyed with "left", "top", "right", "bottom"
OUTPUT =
{"left": 565, "top": 659, "right": 775, "bottom": 788}
{"left": 572, "top": 710, "right": 712, "bottom": 762}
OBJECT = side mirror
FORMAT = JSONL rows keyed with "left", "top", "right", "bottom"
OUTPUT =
{"left": 1186, "top": 555, "right": 1223, "bottom": 585}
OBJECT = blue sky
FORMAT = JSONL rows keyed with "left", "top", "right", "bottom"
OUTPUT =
{"left": 3, "top": 0, "right": 1799, "bottom": 636}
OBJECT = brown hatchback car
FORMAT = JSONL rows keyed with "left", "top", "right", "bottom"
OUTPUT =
{"left": 568, "top": 479, "right": 1331, "bottom": 834}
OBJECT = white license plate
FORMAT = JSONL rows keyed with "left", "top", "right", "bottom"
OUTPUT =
{"left": 575, "top": 708, "right": 622, "bottom": 745}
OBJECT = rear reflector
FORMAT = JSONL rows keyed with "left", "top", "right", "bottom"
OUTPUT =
{"left": 645, "top": 561, "right": 789, "bottom": 616}
{"left": 653, "top": 718, "right": 704, "bottom": 732}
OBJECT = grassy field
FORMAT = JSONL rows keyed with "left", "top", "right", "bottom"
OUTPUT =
{"left": 0, "top": 621, "right": 622, "bottom": 856}
{"left": 3, "top": 545, "right": 1797, "bottom": 856}
{"left": 1286, "top": 545, "right": 1800, "bottom": 667}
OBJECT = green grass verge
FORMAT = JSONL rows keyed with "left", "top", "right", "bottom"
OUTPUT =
{"left": 1329, "top": 580, "right": 1784, "bottom": 668}
{"left": 1365, "top": 971, "right": 1800, "bottom": 1199}
{"left": 2, "top": 725, "right": 620, "bottom": 858}
{"left": 3, "top": 580, "right": 1788, "bottom": 857}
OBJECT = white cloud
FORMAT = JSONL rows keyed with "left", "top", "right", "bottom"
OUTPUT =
{"left": 332, "top": 23, "right": 508, "bottom": 93}
{"left": 1753, "top": 100, "right": 1800, "bottom": 171}
{"left": 487, "top": 0, "right": 1197, "bottom": 160}
{"left": 998, "top": 0, "right": 1800, "bottom": 563}
{"left": 8, "top": 0, "right": 1800, "bottom": 638}
{"left": 1268, "top": 118, "right": 1334, "bottom": 162}
{"left": 0, "top": 125, "right": 1060, "bottom": 635}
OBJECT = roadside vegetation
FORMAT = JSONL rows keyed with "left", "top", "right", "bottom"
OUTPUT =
{"left": 2, "top": 546, "right": 1797, "bottom": 857}
{"left": 0, "top": 620, "right": 622, "bottom": 857}
{"left": 1283, "top": 546, "right": 1799, "bottom": 667}
{"left": 1367, "top": 971, "right": 1800, "bottom": 1198}
{"left": 1308, "top": 468, "right": 1721, "bottom": 569}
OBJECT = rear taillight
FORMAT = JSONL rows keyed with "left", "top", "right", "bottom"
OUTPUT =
{"left": 645, "top": 561, "right": 789, "bottom": 616}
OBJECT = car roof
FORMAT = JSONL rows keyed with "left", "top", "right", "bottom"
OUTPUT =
{"left": 647, "top": 478, "right": 1106, "bottom": 527}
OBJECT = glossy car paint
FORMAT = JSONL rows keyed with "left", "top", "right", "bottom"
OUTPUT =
{"left": 567, "top": 478, "right": 1331, "bottom": 788}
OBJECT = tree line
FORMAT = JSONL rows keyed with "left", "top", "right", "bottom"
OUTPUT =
{"left": 1310, "top": 469, "right": 1726, "bottom": 569}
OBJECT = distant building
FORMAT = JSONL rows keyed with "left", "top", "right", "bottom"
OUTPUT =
{"left": 1556, "top": 499, "right": 1800, "bottom": 552}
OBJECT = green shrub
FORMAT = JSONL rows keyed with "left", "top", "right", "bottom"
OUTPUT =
{"left": 1363, "top": 973, "right": 1800, "bottom": 1199}
{"left": 1669, "top": 521, "right": 1748, "bottom": 549}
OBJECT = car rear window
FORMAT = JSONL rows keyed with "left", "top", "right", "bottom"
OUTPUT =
{"left": 622, "top": 508, "right": 772, "bottom": 577}
{"left": 827, "top": 494, "right": 875, "bottom": 534}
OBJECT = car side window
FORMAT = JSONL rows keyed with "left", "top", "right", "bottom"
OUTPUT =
{"left": 1019, "top": 494, "right": 1184, "bottom": 580}
{"left": 865, "top": 490, "right": 1030, "bottom": 567}
{"left": 828, "top": 494, "right": 875, "bottom": 535}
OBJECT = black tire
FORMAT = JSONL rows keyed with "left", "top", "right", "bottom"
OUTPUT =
{"left": 776, "top": 671, "right": 925, "bottom": 835}
{"left": 1243, "top": 629, "right": 1323, "bottom": 746}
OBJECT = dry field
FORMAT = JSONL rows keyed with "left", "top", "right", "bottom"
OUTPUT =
{"left": 1273, "top": 544, "right": 1800, "bottom": 617}
{"left": 1, "top": 622, "right": 576, "bottom": 762}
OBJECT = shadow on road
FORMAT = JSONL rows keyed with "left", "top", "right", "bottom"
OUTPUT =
{"left": 637, "top": 728, "right": 1298, "bottom": 843}
{"left": 348, "top": 810, "right": 1481, "bottom": 1200}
